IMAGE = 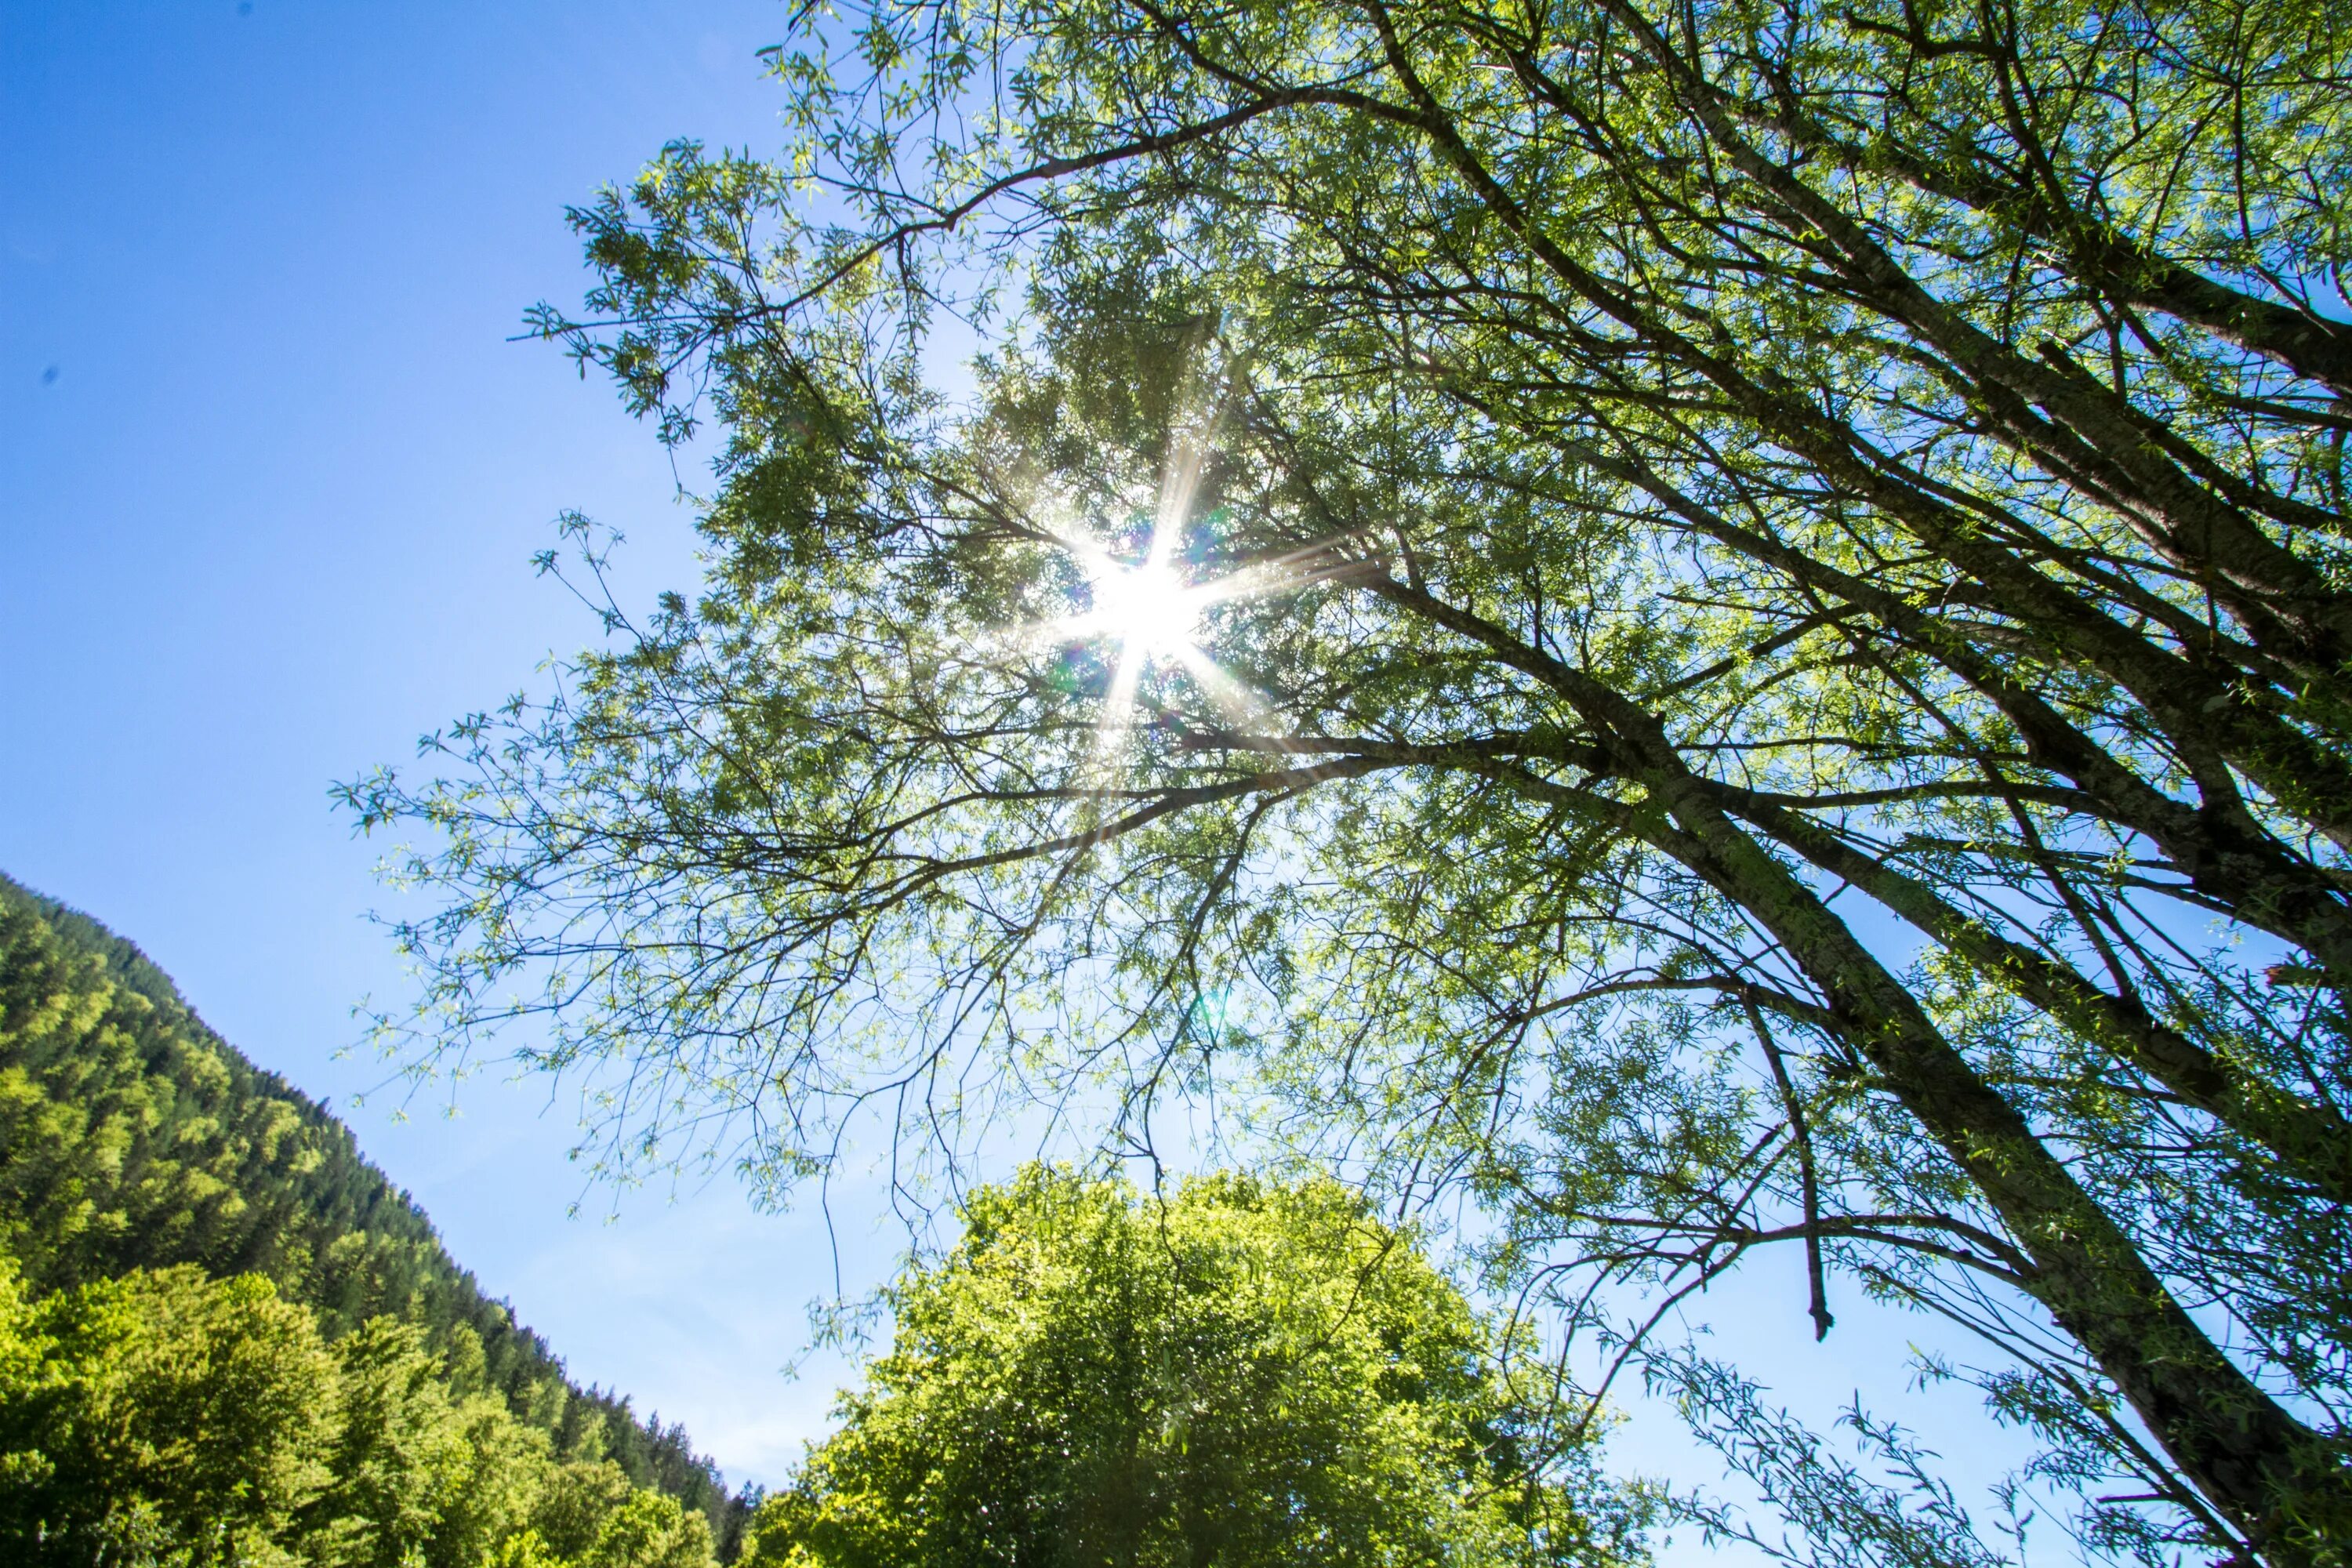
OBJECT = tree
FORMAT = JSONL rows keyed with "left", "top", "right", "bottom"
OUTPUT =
{"left": 344, "top": 0, "right": 2352, "bottom": 1559}
{"left": 0, "top": 1255, "right": 724, "bottom": 1568}
{"left": 740, "top": 1168, "right": 1639, "bottom": 1568}
{"left": 0, "top": 877, "right": 752, "bottom": 1547}
{"left": 301, "top": 1317, "right": 532, "bottom": 1568}
{"left": 0, "top": 1262, "right": 339, "bottom": 1564}
{"left": 530, "top": 1457, "right": 718, "bottom": 1568}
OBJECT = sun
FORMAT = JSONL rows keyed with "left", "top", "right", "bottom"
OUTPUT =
{"left": 1026, "top": 517, "right": 1288, "bottom": 761}
{"left": 1087, "top": 556, "right": 1206, "bottom": 660}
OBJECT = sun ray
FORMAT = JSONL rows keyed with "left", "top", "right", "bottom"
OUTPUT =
{"left": 1010, "top": 528, "right": 1329, "bottom": 778}
{"left": 994, "top": 394, "right": 1353, "bottom": 774}
{"left": 1093, "top": 638, "right": 1146, "bottom": 761}
{"left": 1169, "top": 641, "right": 1281, "bottom": 739}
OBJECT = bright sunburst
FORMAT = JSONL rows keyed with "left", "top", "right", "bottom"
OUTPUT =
{"left": 1023, "top": 417, "right": 1309, "bottom": 761}
{"left": 1083, "top": 554, "right": 1207, "bottom": 660}
{"left": 1033, "top": 524, "right": 1304, "bottom": 770}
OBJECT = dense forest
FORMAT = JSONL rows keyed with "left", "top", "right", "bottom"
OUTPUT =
{"left": 0, "top": 874, "right": 755, "bottom": 1561}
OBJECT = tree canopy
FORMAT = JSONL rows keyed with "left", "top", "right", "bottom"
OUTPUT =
{"left": 0, "top": 877, "right": 751, "bottom": 1543}
{"left": 0, "top": 880, "right": 743, "bottom": 1565}
{"left": 742, "top": 1167, "right": 1641, "bottom": 1568}
{"left": 0, "top": 1258, "right": 718, "bottom": 1568}
{"left": 0, "top": 1261, "right": 338, "bottom": 1563}
{"left": 343, "top": 0, "right": 2352, "bottom": 1559}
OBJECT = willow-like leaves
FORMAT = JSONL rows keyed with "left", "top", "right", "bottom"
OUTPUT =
{"left": 343, "top": 0, "right": 2352, "bottom": 1558}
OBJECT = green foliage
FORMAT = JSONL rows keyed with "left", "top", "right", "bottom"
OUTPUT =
{"left": 0, "top": 1259, "right": 336, "bottom": 1564}
{"left": 746, "top": 1168, "right": 1644, "bottom": 1568}
{"left": 0, "top": 881, "right": 739, "bottom": 1565}
{"left": 0, "top": 1254, "right": 719, "bottom": 1567}
{"left": 347, "top": 0, "right": 2352, "bottom": 1559}
{"left": 305, "top": 1318, "right": 506, "bottom": 1568}
{"left": 532, "top": 1462, "right": 716, "bottom": 1568}
{"left": 0, "top": 877, "right": 752, "bottom": 1545}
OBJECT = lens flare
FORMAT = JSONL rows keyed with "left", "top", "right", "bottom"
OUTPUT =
{"left": 1087, "top": 557, "right": 1206, "bottom": 659}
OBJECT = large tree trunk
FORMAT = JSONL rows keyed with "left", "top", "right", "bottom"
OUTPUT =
{"left": 1377, "top": 572, "right": 2349, "bottom": 1557}
{"left": 1664, "top": 793, "right": 2350, "bottom": 1562}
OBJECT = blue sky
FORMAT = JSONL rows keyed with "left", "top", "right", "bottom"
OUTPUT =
{"left": 2, "top": 1, "right": 2042, "bottom": 1543}
{"left": 0, "top": 0, "right": 878, "bottom": 1488}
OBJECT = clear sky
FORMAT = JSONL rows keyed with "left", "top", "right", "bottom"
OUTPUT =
{"left": 0, "top": 0, "right": 881, "bottom": 1490}
{"left": 2, "top": 0, "right": 2037, "bottom": 1544}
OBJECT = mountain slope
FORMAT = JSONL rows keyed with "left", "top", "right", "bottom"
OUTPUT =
{"left": 0, "top": 873, "right": 753, "bottom": 1548}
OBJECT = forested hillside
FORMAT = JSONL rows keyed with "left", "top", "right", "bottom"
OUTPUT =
{"left": 0, "top": 874, "right": 754, "bottom": 1559}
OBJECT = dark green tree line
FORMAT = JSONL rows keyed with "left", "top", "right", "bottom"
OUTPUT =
{"left": 0, "top": 1257, "right": 717, "bottom": 1566}
{"left": 0, "top": 878, "right": 753, "bottom": 1553}
{"left": 0, "top": 879, "right": 541, "bottom": 1370}
{"left": 343, "top": 0, "right": 2352, "bottom": 1559}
